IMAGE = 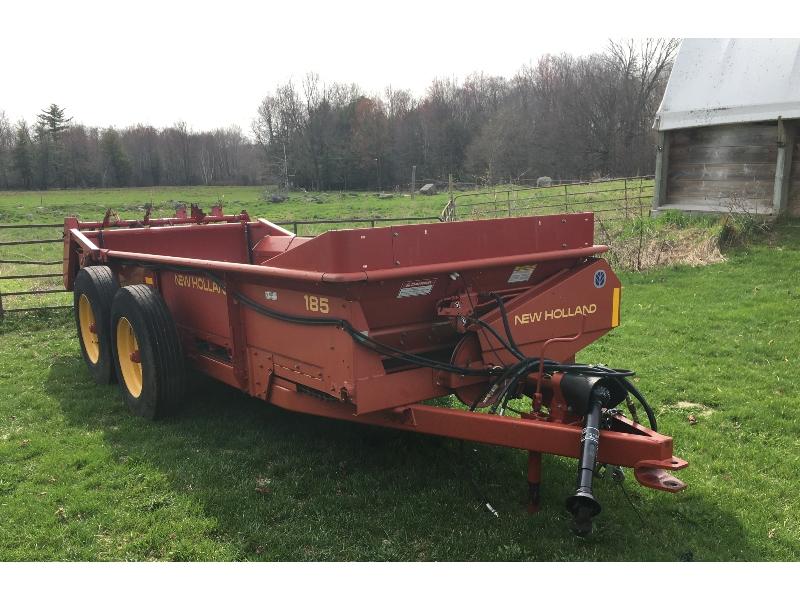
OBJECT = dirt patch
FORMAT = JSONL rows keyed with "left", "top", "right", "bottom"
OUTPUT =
{"left": 675, "top": 401, "right": 715, "bottom": 417}
{"left": 606, "top": 228, "right": 725, "bottom": 271}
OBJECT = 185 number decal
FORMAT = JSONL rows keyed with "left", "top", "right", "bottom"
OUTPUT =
{"left": 303, "top": 295, "right": 329, "bottom": 313}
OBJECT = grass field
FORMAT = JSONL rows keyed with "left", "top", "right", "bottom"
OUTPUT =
{"left": 0, "top": 185, "right": 449, "bottom": 228}
{"left": 1, "top": 187, "right": 799, "bottom": 561}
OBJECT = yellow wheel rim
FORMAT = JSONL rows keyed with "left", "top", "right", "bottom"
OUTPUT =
{"left": 116, "top": 317, "right": 143, "bottom": 398}
{"left": 78, "top": 294, "right": 100, "bottom": 364}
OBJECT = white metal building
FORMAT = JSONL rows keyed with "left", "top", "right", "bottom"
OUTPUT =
{"left": 652, "top": 38, "right": 800, "bottom": 216}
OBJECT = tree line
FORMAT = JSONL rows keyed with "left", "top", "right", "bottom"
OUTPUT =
{"left": 254, "top": 39, "right": 677, "bottom": 190}
{"left": 0, "top": 39, "right": 677, "bottom": 192}
{"left": 0, "top": 108, "right": 262, "bottom": 190}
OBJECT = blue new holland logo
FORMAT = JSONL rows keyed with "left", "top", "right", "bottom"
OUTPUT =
{"left": 593, "top": 270, "right": 607, "bottom": 288}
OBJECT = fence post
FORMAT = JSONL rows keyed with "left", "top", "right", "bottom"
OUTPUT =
{"left": 564, "top": 184, "right": 569, "bottom": 212}
{"left": 624, "top": 178, "right": 629, "bottom": 220}
{"left": 448, "top": 174, "right": 453, "bottom": 202}
{"left": 449, "top": 174, "right": 455, "bottom": 221}
{"left": 653, "top": 130, "right": 669, "bottom": 211}
{"left": 639, "top": 177, "right": 645, "bottom": 214}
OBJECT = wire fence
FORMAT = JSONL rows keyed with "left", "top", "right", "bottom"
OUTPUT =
{"left": 441, "top": 176, "right": 654, "bottom": 223}
{"left": 0, "top": 216, "right": 443, "bottom": 317}
{"left": 0, "top": 222, "right": 67, "bottom": 317}
{"left": 440, "top": 176, "right": 668, "bottom": 271}
{"left": 0, "top": 178, "right": 657, "bottom": 316}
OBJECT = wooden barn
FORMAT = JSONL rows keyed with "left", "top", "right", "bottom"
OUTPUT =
{"left": 652, "top": 39, "right": 800, "bottom": 217}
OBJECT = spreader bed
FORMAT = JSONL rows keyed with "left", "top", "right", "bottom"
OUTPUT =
{"left": 63, "top": 205, "right": 687, "bottom": 535}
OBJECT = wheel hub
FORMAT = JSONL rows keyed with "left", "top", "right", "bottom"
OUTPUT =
{"left": 116, "top": 317, "right": 143, "bottom": 398}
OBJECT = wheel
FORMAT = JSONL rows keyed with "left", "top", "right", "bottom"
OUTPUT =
{"left": 110, "top": 284, "right": 186, "bottom": 420}
{"left": 73, "top": 266, "right": 119, "bottom": 384}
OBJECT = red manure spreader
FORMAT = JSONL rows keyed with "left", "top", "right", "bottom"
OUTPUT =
{"left": 63, "top": 205, "right": 687, "bottom": 535}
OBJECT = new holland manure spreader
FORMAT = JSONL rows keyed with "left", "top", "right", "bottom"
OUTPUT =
{"left": 63, "top": 205, "right": 687, "bottom": 535}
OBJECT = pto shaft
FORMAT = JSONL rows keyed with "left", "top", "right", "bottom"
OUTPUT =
{"left": 565, "top": 386, "right": 609, "bottom": 535}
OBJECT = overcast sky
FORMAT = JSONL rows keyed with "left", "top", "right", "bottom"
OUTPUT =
{"left": 1, "top": 0, "right": 792, "bottom": 136}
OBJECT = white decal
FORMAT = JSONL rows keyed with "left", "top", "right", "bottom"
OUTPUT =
{"left": 397, "top": 278, "right": 436, "bottom": 298}
{"left": 508, "top": 265, "right": 536, "bottom": 284}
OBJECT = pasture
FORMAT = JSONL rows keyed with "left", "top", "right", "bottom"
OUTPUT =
{"left": 0, "top": 187, "right": 798, "bottom": 560}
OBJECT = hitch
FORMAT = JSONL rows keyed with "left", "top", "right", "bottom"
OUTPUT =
{"left": 634, "top": 458, "right": 688, "bottom": 492}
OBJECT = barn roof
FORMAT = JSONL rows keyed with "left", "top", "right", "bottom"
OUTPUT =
{"left": 655, "top": 38, "right": 800, "bottom": 131}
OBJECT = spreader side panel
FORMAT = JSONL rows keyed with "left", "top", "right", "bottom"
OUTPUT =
{"left": 480, "top": 258, "right": 622, "bottom": 364}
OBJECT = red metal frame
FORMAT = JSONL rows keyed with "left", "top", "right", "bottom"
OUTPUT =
{"left": 63, "top": 206, "right": 687, "bottom": 515}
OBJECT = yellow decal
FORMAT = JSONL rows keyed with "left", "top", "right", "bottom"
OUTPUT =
{"left": 144, "top": 276, "right": 154, "bottom": 285}
{"left": 514, "top": 304, "right": 597, "bottom": 325}
{"left": 611, "top": 287, "right": 621, "bottom": 327}
{"left": 304, "top": 294, "right": 330, "bottom": 313}
{"left": 174, "top": 274, "right": 225, "bottom": 295}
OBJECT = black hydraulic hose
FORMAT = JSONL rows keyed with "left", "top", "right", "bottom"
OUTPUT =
{"left": 594, "top": 364, "right": 657, "bottom": 432}
{"left": 472, "top": 356, "right": 543, "bottom": 411}
{"left": 471, "top": 317, "right": 526, "bottom": 361}
{"left": 557, "top": 364, "right": 635, "bottom": 378}
{"left": 463, "top": 285, "right": 509, "bottom": 368}
{"left": 619, "top": 378, "right": 658, "bottom": 432}
{"left": 490, "top": 292, "right": 524, "bottom": 358}
{"left": 491, "top": 358, "right": 540, "bottom": 408}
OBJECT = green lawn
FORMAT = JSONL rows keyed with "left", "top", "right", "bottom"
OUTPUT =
{"left": 0, "top": 185, "right": 449, "bottom": 229}
{"left": 0, "top": 188, "right": 798, "bottom": 560}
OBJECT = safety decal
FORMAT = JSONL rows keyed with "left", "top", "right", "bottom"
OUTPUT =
{"left": 508, "top": 265, "right": 536, "bottom": 284}
{"left": 397, "top": 278, "right": 436, "bottom": 298}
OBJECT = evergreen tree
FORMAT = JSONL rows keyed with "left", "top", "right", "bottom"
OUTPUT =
{"left": 34, "top": 103, "right": 72, "bottom": 188}
{"left": 36, "top": 104, "right": 72, "bottom": 135}
{"left": 13, "top": 121, "right": 34, "bottom": 190}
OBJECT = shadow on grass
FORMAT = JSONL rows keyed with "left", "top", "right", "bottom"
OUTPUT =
{"left": 47, "top": 354, "right": 757, "bottom": 561}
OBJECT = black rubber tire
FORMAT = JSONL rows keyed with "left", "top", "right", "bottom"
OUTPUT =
{"left": 110, "top": 285, "right": 186, "bottom": 420}
{"left": 73, "top": 266, "right": 119, "bottom": 385}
